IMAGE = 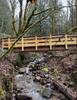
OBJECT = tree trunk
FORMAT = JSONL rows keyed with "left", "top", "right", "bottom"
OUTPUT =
{"left": 76, "top": 0, "right": 77, "bottom": 29}
{"left": 52, "top": 79, "right": 77, "bottom": 100}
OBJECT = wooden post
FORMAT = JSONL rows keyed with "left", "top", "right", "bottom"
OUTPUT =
{"left": 8, "top": 38, "right": 11, "bottom": 49}
{"left": 2, "top": 39, "right": 4, "bottom": 50}
{"left": 35, "top": 36, "right": 38, "bottom": 50}
{"left": 22, "top": 37, "right": 24, "bottom": 51}
{"left": 65, "top": 34, "right": 68, "bottom": 49}
{"left": 49, "top": 34, "right": 52, "bottom": 50}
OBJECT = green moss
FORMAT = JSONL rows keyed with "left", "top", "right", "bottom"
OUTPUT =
{"left": 42, "top": 67, "right": 48, "bottom": 72}
{"left": 0, "top": 86, "right": 4, "bottom": 97}
{"left": 51, "top": 65, "right": 61, "bottom": 79}
{"left": 53, "top": 68, "right": 59, "bottom": 77}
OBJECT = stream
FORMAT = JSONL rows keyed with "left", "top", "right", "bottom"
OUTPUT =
{"left": 15, "top": 72, "right": 57, "bottom": 100}
{"left": 14, "top": 55, "right": 62, "bottom": 100}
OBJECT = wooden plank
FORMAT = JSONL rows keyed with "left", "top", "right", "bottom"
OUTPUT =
{"left": 2, "top": 39, "right": 4, "bottom": 50}
{"left": 65, "top": 35, "right": 68, "bottom": 49}
{"left": 2, "top": 35, "right": 77, "bottom": 51}
{"left": 67, "top": 41, "right": 77, "bottom": 45}
{"left": 8, "top": 38, "right": 11, "bottom": 49}
{"left": 49, "top": 35, "right": 52, "bottom": 50}
{"left": 35, "top": 36, "right": 38, "bottom": 50}
{"left": 24, "top": 40, "right": 36, "bottom": 43}
{"left": 22, "top": 37, "right": 24, "bottom": 51}
{"left": 37, "top": 43, "right": 49, "bottom": 46}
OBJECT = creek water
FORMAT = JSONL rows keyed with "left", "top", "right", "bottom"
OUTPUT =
{"left": 15, "top": 72, "right": 55, "bottom": 100}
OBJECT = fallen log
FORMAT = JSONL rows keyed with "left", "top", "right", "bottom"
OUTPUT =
{"left": 52, "top": 79, "right": 77, "bottom": 100}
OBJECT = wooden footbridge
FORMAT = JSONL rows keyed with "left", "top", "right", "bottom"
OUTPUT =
{"left": 1, "top": 34, "right": 77, "bottom": 52}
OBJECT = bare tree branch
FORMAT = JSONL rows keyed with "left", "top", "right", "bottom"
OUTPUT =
{"left": 33, "top": 5, "right": 76, "bottom": 17}
{"left": 22, "top": 6, "right": 36, "bottom": 33}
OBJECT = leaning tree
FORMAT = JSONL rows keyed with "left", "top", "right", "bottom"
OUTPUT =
{"left": 0, "top": 0, "right": 50, "bottom": 58}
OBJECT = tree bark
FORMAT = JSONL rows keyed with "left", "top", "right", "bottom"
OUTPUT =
{"left": 18, "top": 0, "right": 23, "bottom": 34}
{"left": 76, "top": 0, "right": 77, "bottom": 30}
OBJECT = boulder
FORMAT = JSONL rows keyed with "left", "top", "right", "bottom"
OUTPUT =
{"left": 34, "top": 76, "right": 41, "bottom": 82}
{"left": 25, "top": 67, "right": 29, "bottom": 74}
{"left": 68, "top": 81, "right": 74, "bottom": 87}
{"left": 42, "top": 86, "right": 53, "bottom": 98}
{"left": 19, "top": 68, "right": 26, "bottom": 74}
{"left": 15, "top": 94, "right": 32, "bottom": 100}
{"left": 44, "top": 74, "right": 49, "bottom": 78}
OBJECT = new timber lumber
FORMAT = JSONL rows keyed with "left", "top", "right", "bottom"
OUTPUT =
{"left": 2, "top": 34, "right": 77, "bottom": 52}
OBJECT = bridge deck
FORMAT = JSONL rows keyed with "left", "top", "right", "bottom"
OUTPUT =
{"left": 2, "top": 34, "right": 77, "bottom": 51}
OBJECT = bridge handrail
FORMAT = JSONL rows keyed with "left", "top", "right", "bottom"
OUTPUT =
{"left": 2, "top": 34, "right": 77, "bottom": 51}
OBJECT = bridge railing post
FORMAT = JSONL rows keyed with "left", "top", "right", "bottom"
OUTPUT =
{"left": 65, "top": 34, "right": 68, "bottom": 49}
{"left": 35, "top": 36, "right": 38, "bottom": 50}
{"left": 49, "top": 34, "right": 52, "bottom": 50}
{"left": 22, "top": 37, "right": 24, "bottom": 51}
{"left": 8, "top": 38, "right": 11, "bottom": 49}
{"left": 2, "top": 39, "right": 4, "bottom": 50}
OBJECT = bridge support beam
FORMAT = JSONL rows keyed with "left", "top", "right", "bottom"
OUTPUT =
{"left": 49, "top": 35, "right": 52, "bottom": 50}
{"left": 35, "top": 36, "right": 38, "bottom": 51}
{"left": 65, "top": 35, "right": 68, "bottom": 49}
{"left": 2, "top": 39, "right": 4, "bottom": 51}
{"left": 8, "top": 38, "right": 11, "bottom": 49}
{"left": 22, "top": 37, "right": 24, "bottom": 51}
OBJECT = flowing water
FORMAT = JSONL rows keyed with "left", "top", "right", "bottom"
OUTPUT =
{"left": 15, "top": 72, "right": 56, "bottom": 100}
